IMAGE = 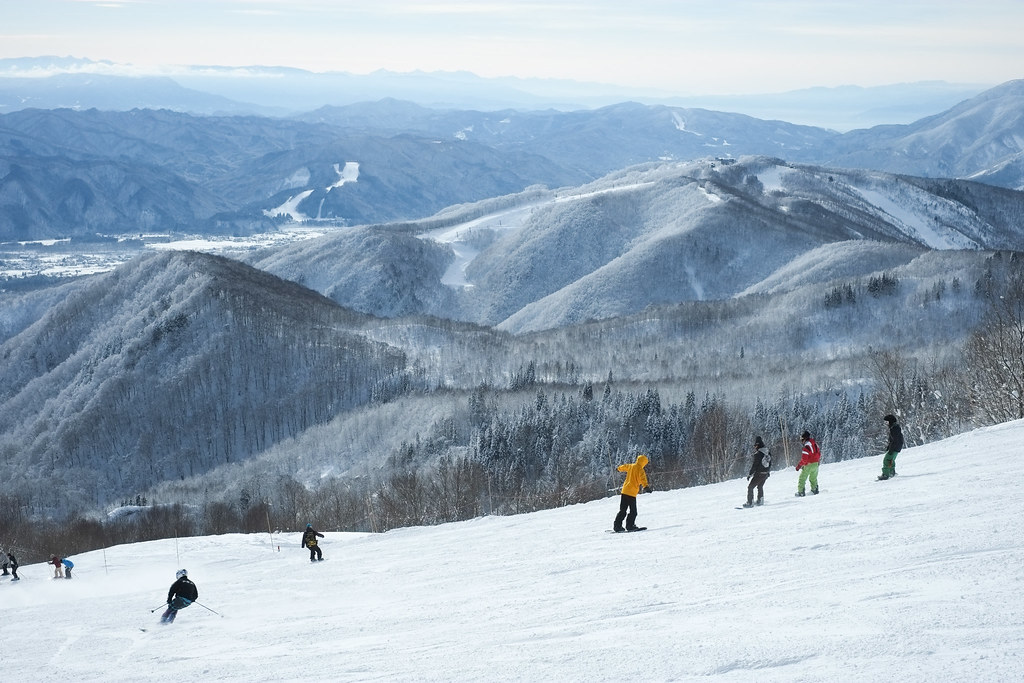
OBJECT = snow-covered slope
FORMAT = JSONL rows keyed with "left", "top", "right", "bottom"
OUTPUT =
{"left": 5, "top": 420, "right": 1023, "bottom": 681}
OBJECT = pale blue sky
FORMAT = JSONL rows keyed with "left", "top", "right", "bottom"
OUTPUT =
{"left": 3, "top": 0, "right": 1022, "bottom": 94}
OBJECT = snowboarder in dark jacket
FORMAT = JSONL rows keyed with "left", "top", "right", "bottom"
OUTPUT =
{"left": 878, "top": 414, "right": 904, "bottom": 480}
{"left": 161, "top": 569, "right": 199, "bottom": 624}
{"left": 743, "top": 436, "right": 772, "bottom": 507}
{"left": 301, "top": 524, "right": 324, "bottom": 561}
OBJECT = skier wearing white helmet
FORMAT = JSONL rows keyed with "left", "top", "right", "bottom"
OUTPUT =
{"left": 160, "top": 569, "right": 199, "bottom": 624}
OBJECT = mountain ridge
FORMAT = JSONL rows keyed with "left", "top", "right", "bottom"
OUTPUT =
{"left": 2, "top": 80, "right": 1023, "bottom": 241}
{"left": 248, "top": 157, "right": 1024, "bottom": 333}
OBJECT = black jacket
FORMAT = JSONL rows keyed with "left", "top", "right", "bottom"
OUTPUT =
{"left": 887, "top": 422, "right": 905, "bottom": 452}
{"left": 748, "top": 447, "right": 772, "bottom": 476}
{"left": 168, "top": 577, "right": 198, "bottom": 603}
{"left": 302, "top": 527, "right": 324, "bottom": 548}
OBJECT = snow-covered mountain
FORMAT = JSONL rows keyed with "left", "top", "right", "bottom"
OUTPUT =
{"left": 2, "top": 80, "right": 1023, "bottom": 241}
{"left": 0, "top": 107, "right": 580, "bottom": 239}
{"left": 4, "top": 419, "right": 1023, "bottom": 681}
{"left": 250, "top": 157, "right": 1024, "bottom": 332}
{"left": 0, "top": 251, "right": 405, "bottom": 512}
{"left": 2, "top": 152, "right": 1019, "bottom": 511}
{"left": 823, "top": 79, "right": 1024, "bottom": 186}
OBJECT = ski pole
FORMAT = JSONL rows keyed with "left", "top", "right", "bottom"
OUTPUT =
{"left": 150, "top": 603, "right": 167, "bottom": 613}
{"left": 193, "top": 601, "right": 223, "bottom": 617}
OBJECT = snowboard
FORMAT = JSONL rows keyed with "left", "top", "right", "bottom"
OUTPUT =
{"left": 606, "top": 527, "right": 647, "bottom": 533}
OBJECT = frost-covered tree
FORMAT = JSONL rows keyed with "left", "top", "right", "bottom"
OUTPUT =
{"left": 964, "top": 264, "right": 1024, "bottom": 423}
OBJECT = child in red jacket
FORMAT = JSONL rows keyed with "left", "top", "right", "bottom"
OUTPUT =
{"left": 795, "top": 430, "right": 820, "bottom": 496}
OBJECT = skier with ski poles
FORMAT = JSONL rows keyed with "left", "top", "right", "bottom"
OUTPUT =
{"left": 160, "top": 569, "right": 199, "bottom": 624}
{"left": 612, "top": 454, "right": 651, "bottom": 532}
{"left": 4, "top": 551, "right": 18, "bottom": 581}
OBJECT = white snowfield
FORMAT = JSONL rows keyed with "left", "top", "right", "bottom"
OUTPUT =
{"left": 4, "top": 420, "right": 1023, "bottom": 682}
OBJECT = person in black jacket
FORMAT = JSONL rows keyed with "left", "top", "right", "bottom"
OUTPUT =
{"left": 878, "top": 414, "right": 905, "bottom": 480}
{"left": 301, "top": 523, "right": 325, "bottom": 562}
{"left": 743, "top": 436, "right": 772, "bottom": 507}
{"left": 161, "top": 569, "right": 199, "bottom": 624}
{"left": 4, "top": 552, "right": 18, "bottom": 581}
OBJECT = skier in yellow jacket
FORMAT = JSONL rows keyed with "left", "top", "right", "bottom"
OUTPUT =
{"left": 613, "top": 454, "right": 651, "bottom": 532}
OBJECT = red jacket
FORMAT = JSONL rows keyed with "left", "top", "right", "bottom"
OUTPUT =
{"left": 796, "top": 438, "right": 821, "bottom": 469}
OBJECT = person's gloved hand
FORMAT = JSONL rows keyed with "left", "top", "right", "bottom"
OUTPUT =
{"left": 643, "top": 486, "right": 652, "bottom": 494}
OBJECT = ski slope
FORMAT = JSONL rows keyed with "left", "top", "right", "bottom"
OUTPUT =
{"left": 4, "top": 421, "right": 1024, "bottom": 682}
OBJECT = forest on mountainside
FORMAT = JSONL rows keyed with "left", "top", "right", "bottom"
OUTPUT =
{"left": 3, "top": 253, "right": 1013, "bottom": 566}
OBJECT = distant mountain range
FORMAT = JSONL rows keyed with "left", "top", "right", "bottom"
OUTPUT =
{"left": 0, "top": 56, "right": 990, "bottom": 129}
{"left": 1, "top": 79, "right": 1022, "bottom": 241}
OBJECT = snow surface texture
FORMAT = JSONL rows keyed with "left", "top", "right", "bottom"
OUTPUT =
{"left": 4, "top": 421, "right": 1023, "bottom": 681}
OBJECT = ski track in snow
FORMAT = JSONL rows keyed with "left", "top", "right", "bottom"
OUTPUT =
{"left": 4, "top": 420, "right": 1024, "bottom": 681}
{"left": 851, "top": 185, "right": 975, "bottom": 249}
{"left": 263, "top": 162, "right": 360, "bottom": 221}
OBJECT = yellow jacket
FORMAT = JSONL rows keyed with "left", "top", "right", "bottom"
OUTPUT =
{"left": 617, "top": 455, "right": 649, "bottom": 497}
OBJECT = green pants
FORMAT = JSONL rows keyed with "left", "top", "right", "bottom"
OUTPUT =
{"left": 881, "top": 451, "right": 899, "bottom": 477}
{"left": 798, "top": 462, "right": 819, "bottom": 494}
